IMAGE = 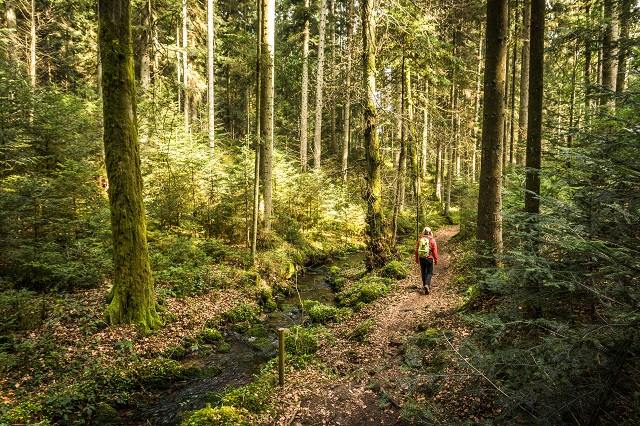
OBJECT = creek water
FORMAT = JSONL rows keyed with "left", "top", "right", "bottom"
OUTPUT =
{"left": 121, "top": 251, "right": 365, "bottom": 425}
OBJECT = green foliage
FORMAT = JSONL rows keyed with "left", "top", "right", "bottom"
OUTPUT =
{"left": 217, "top": 366, "right": 277, "bottom": 414}
{"left": 198, "top": 328, "right": 224, "bottom": 344}
{"left": 301, "top": 300, "right": 349, "bottom": 324}
{"left": 221, "top": 304, "right": 260, "bottom": 325}
{"left": 258, "top": 287, "right": 278, "bottom": 313}
{"left": 337, "top": 276, "right": 390, "bottom": 310}
{"left": 349, "top": 319, "right": 375, "bottom": 343}
{"left": 284, "top": 325, "right": 319, "bottom": 356}
{"left": 181, "top": 405, "right": 250, "bottom": 426}
{"left": 379, "top": 260, "right": 408, "bottom": 280}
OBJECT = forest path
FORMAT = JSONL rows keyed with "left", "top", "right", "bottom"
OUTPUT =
{"left": 270, "top": 225, "right": 464, "bottom": 425}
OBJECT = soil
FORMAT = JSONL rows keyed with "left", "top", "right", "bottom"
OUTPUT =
{"left": 268, "top": 225, "right": 472, "bottom": 425}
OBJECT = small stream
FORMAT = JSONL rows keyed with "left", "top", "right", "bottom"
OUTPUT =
{"left": 121, "top": 251, "right": 365, "bottom": 425}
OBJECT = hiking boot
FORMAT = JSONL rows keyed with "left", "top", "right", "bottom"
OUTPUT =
{"left": 424, "top": 285, "right": 430, "bottom": 295}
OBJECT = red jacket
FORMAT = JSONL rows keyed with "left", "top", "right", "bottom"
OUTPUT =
{"left": 414, "top": 234, "right": 438, "bottom": 264}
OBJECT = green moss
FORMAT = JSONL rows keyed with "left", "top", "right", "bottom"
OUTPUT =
{"left": 284, "top": 326, "right": 318, "bottom": 356}
{"left": 337, "top": 276, "right": 390, "bottom": 309}
{"left": 219, "top": 373, "right": 276, "bottom": 414}
{"left": 302, "top": 300, "right": 341, "bottom": 324}
{"left": 181, "top": 405, "right": 250, "bottom": 426}
{"left": 92, "top": 402, "right": 121, "bottom": 424}
{"left": 199, "top": 328, "right": 224, "bottom": 344}
{"left": 379, "top": 260, "right": 408, "bottom": 279}
{"left": 258, "top": 288, "right": 277, "bottom": 313}
{"left": 349, "top": 319, "right": 375, "bottom": 342}
{"left": 221, "top": 304, "right": 259, "bottom": 324}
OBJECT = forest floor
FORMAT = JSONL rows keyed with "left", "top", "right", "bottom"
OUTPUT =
{"left": 266, "top": 225, "right": 486, "bottom": 425}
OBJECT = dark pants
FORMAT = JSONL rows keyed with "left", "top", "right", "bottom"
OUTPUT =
{"left": 419, "top": 257, "right": 434, "bottom": 289}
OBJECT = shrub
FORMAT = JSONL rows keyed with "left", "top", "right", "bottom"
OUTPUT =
{"left": 221, "top": 304, "right": 259, "bottom": 325}
{"left": 181, "top": 405, "right": 250, "bottom": 426}
{"left": 349, "top": 319, "right": 375, "bottom": 342}
{"left": 337, "top": 276, "right": 390, "bottom": 309}
{"left": 219, "top": 374, "right": 275, "bottom": 414}
{"left": 379, "top": 260, "right": 408, "bottom": 280}
{"left": 199, "top": 328, "right": 224, "bottom": 344}
{"left": 284, "top": 326, "right": 318, "bottom": 356}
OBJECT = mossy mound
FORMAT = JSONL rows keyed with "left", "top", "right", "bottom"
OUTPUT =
{"left": 181, "top": 405, "right": 250, "bottom": 426}
{"left": 379, "top": 260, "right": 408, "bottom": 280}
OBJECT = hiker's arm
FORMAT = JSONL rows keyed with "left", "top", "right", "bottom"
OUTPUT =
{"left": 432, "top": 239, "right": 438, "bottom": 264}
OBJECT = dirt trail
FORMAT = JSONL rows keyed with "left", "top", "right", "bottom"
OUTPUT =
{"left": 271, "top": 225, "right": 463, "bottom": 425}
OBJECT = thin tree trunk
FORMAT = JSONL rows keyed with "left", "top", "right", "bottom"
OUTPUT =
{"left": 509, "top": 0, "right": 518, "bottom": 165}
{"left": 182, "top": 0, "right": 189, "bottom": 132}
{"left": 435, "top": 140, "right": 442, "bottom": 200}
{"left": 517, "top": 0, "right": 530, "bottom": 166}
{"left": 313, "top": 0, "right": 328, "bottom": 169}
{"left": 260, "top": 0, "right": 275, "bottom": 230}
{"left": 392, "top": 56, "right": 407, "bottom": 244}
{"left": 5, "top": 0, "right": 17, "bottom": 64}
{"left": 616, "top": 0, "right": 631, "bottom": 94}
{"left": 99, "top": 0, "right": 160, "bottom": 331}
{"left": 421, "top": 79, "right": 429, "bottom": 180}
{"left": 330, "top": 0, "right": 337, "bottom": 154}
{"left": 29, "top": 0, "right": 36, "bottom": 88}
{"left": 473, "top": 24, "right": 484, "bottom": 183}
{"left": 300, "top": 0, "right": 310, "bottom": 171}
{"left": 363, "top": 0, "right": 389, "bottom": 269}
{"left": 140, "top": 0, "right": 151, "bottom": 91}
{"left": 251, "top": 0, "right": 263, "bottom": 261}
{"left": 602, "top": 0, "right": 618, "bottom": 95}
{"left": 207, "top": 0, "right": 215, "bottom": 149}
{"left": 341, "top": 0, "right": 353, "bottom": 182}
{"left": 476, "top": 0, "right": 508, "bottom": 267}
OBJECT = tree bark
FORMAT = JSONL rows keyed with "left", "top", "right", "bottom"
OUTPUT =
{"left": 300, "top": 0, "right": 310, "bottom": 172}
{"left": 260, "top": 0, "right": 275, "bottom": 230}
{"left": 476, "top": 0, "right": 508, "bottom": 267}
{"left": 615, "top": 0, "right": 631, "bottom": 94}
{"left": 392, "top": 56, "right": 407, "bottom": 244}
{"left": 207, "top": 0, "right": 215, "bottom": 150}
{"left": 29, "top": 0, "right": 36, "bottom": 88}
{"left": 525, "top": 0, "right": 544, "bottom": 218}
{"left": 5, "top": 0, "right": 17, "bottom": 64}
{"left": 252, "top": 0, "right": 263, "bottom": 261}
{"left": 313, "top": 0, "right": 328, "bottom": 169}
{"left": 99, "top": 0, "right": 160, "bottom": 331}
{"left": 182, "top": 0, "right": 189, "bottom": 132}
{"left": 140, "top": 0, "right": 151, "bottom": 91}
{"left": 362, "top": 0, "right": 389, "bottom": 269}
{"left": 517, "top": 0, "right": 530, "bottom": 165}
{"left": 601, "top": 0, "right": 618, "bottom": 95}
{"left": 341, "top": 0, "right": 354, "bottom": 182}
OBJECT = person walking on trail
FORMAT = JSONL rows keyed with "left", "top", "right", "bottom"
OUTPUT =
{"left": 414, "top": 226, "right": 438, "bottom": 294}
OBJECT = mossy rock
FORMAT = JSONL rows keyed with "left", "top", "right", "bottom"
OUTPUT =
{"left": 379, "top": 260, "right": 408, "bottom": 280}
{"left": 258, "top": 288, "right": 277, "bottom": 313}
{"left": 249, "top": 337, "right": 275, "bottom": 353}
{"left": 92, "top": 402, "right": 121, "bottom": 425}
{"left": 199, "top": 328, "right": 224, "bottom": 344}
{"left": 302, "top": 300, "right": 339, "bottom": 325}
{"left": 181, "top": 405, "right": 250, "bottom": 426}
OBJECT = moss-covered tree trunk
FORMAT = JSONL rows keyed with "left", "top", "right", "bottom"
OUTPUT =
{"left": 362, "top": 0, "right": 390, "bottom": 269}
{"left": 99, "top": 0, "right": 160, "bottom": 332}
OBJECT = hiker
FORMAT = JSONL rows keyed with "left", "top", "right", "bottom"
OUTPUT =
{"left": 414, "top": 226, "right": 438, "bottom": 294}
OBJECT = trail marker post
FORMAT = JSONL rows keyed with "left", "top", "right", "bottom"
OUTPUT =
{"left": 278, "top": 328, "right": 285, "bottom": 386}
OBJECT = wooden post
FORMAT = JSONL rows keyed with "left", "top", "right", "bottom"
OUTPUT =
{"left": 278, "top": 328, "right": 285, "bottom": 386}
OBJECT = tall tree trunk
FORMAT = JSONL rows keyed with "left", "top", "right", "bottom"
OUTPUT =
{"left": 99, "top": 0, "right": 160, "bottom": 332}
{"left": 362, "top": 0, "right": 389, "bottom": 269}
{"left": 207, "top": 0, "right": 215, "bottom": 150}
{"left": 251, "top": 0, "right": 263, "bottom": 261}
{"left": 517, "top": 0, "right": 530, "bottom": 165}
{"left": 615, "top": 0, "right": 631, "bottom": 94}
{"left": 140, "top": 0, "right": 151, "bottom": 91}
{"left": 313, "top": 0, "right": 328, "bottom": 169}
{"left": 476, "top": 0, "right": 508, "bottom": 267}
{"left": 421, "top": 79, "right": 429, "bottom": 180}
{"left": 525, "top": 0, "right": 544, "bottom": 218}
{"left": 29, "top": 0, "right": 36, "bottom": 88}
{"left": 182, "top": 0, "right": 189, "bottom": 132}
{"left": 392, "top": 56, "right": 407, "bottom": 244}
{"left": 260, "top": 0, "right": 275, "bottom": 230}
{"left": 341, "top": 0, "right": 354, "bottom": 182}
{"left": 601, "top": 0, "right": 618, "bottom": 95}
{"left": 300, "top": 0, "right": 310, "bottom": 172}
{"left": 509, "top": 0, "right": 519, "bottom": 165}
{"left": 329, "top": 0, "right": 337, "bottom": 154}
{"left": 435, "top": 140, "right": 442, "bottom": 200}
{"left": 5, "top": 0, "right": 17, "bottom": 64}
{"left": 473, "top": 24, "right": 484, "bottom": 183}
